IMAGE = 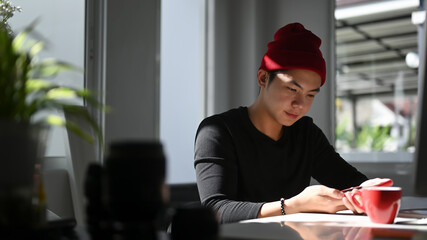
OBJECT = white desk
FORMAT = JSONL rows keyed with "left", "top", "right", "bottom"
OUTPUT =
{"left": 220, "top": 212, "right": 427, "bottom": 240}
{"left": 220, "top": 196, "right": 427, "bottom": 240}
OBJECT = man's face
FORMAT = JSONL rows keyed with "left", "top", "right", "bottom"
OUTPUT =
{"left": 260, "top": 69, "right": 322, "bottom": 126}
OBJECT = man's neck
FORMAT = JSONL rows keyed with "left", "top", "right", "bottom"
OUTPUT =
{"left": 248, "top": 101, "right": 283, "bottom": 141}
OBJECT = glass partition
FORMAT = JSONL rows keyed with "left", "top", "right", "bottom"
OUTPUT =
{"left": 335, "top": 0, "right": 420, "bottom": 162}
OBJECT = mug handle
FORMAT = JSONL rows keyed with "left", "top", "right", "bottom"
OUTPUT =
{"left": 349, "top": 190, "right": 365, "bottom": 212}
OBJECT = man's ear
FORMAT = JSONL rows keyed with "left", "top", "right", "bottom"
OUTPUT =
{"left": 257, "top": 69, "right": 269, "bottom": 87}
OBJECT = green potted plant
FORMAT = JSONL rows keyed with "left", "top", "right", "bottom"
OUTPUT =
{"left": 0, "top": 23, "right": 106, "bottom": 228}
{"left": 0, "top": 0, "right": 21, "bottom": 35}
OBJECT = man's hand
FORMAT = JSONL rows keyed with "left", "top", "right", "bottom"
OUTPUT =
{"left": 342, "top": 178, "right": 393, "bottom": 214}
{"left": 285, "top": 185, "right": 346, "bottom": 214}
{"left": 343, "top": 190, "right": 364, "bottom": 214}
{"left": 360, "top": 178, "right": 393, "bottom": 188}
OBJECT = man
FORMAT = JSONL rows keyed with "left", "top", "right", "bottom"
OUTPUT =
{"left": 194, "top": 22, "right": 390, "bottom": 223}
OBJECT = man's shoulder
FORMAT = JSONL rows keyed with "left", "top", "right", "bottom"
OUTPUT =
{"left": 202, "top": 107, "right": 245, "bottom": 125}
{"left": 196, "top": 107, "right": 247, "bottom": 142}
{"left": 197, "top": 107, "right": 247, "bottom": 137}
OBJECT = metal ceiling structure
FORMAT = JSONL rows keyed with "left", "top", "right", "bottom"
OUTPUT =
{"left": 335, "top": 0, "right": 420, "bottom": 98}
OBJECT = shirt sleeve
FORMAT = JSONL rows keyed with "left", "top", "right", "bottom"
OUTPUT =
{"left": 194, "top": 117, "right": 264, "bottom": 223}
{"left": 308, "top": 121, "right": 368, "bottom": 189}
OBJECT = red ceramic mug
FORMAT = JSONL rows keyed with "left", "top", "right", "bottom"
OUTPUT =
{"left": 350, "top": 186, "right": 402, "bottom": 224}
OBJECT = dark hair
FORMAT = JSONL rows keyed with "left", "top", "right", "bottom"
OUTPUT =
{"left": 267, "top": 69, "right": 288, "bottom": 86}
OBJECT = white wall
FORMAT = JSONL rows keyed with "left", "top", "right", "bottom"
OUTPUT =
{"left": 104, "top": 1, "right": 160, "bottom": 145}
{"left": 160, "top": 0, "right": 206, "bottom": 183}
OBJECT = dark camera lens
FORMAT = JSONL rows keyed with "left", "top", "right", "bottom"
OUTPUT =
{"left": 171, "top": 206, "right": 218, "bottom": 240}
{"left": 105, "top": 141, "right": 166, "bottom": 222}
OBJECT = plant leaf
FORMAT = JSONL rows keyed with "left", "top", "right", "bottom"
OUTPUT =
{"left": 12, "top": 30, "right": 28, "bottom": 51}
{"left": 25, "top": 79, "right": 52, "bottom": 92}
{"left": 29, "top": 41, "right": 44, "bottom": 57}
{"left": 46, "top": 88, "right": 77, "bottom": 100}
{"left": 46, "top": 115, "right": 65, "bottom": 126}
{"left": 65, "top": 120, "right": 95, "bottom": 144}
{"left": 46, "top": 114, "right": 94, "bottom": 144}
{"left": 29, "top": 58, "right": 77, "bottom": 79}
{"left": 62, "top": 105, "right": 103, "bottom": 148}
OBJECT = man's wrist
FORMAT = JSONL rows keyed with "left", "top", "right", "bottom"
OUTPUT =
{"left": 284, "top": 198, "right": 297, "bottom": 214}
{"left": 280, "top": 198, "right": 286, "bottom": 215}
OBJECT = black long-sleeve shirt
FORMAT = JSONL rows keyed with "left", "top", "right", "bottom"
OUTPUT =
{"left": 194, "top": 107, "right": 367, "bottom": 223}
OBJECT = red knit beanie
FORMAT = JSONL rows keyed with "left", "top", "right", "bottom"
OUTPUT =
{"left": 259, "top": 23, "right": 326, "bottom": 86}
